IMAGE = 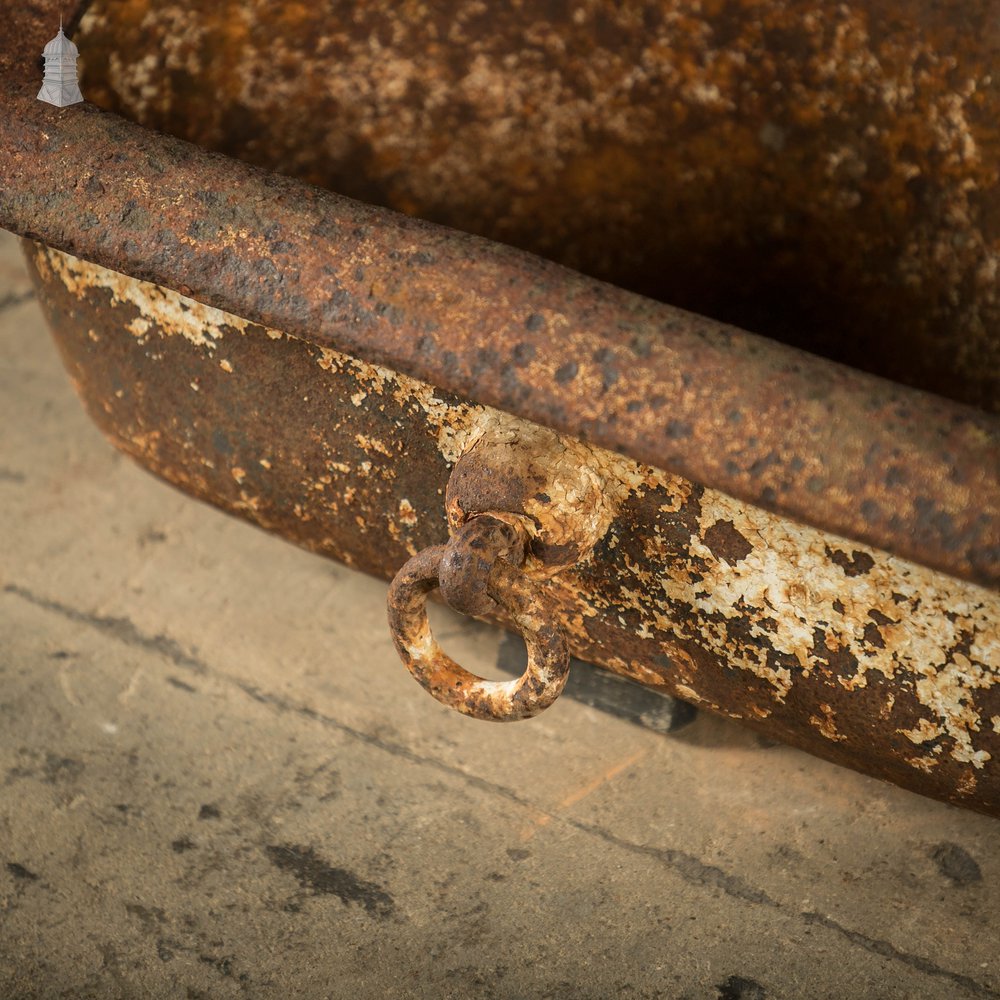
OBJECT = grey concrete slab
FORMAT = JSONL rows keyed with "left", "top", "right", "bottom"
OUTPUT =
{"left": 1, "top": 231, "right": 998, "bottom": 1000}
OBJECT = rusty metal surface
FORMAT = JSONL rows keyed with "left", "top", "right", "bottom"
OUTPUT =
{"left": 75, "top": 0, "right": 1000, "bottom": 419}
{"left": 24, "top": 243, "right": 1000, "bottom": 816}
{"left": 1, "top": 0, "right": 1000, "bottom": 588}
{"left": 388, "top": 517, "right": 570, "bottom": 722}
{"left": 2, "top": 88, "right": 999, "bottom": 589}
{"left": 438, "top": 515, "right": 527, "bottom": 619}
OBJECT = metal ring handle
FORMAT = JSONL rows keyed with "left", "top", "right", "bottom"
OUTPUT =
{"left": 387, "top": 544, "right": 570, "bottom": 721}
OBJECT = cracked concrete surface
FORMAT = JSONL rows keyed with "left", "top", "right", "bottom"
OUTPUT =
{"left": 1, "top": 229, "right": 999, "bottom": 999}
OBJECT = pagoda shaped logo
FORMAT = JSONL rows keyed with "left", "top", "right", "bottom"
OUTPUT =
{"left": 38, "top": 19, "right": 84, "bottom": 107}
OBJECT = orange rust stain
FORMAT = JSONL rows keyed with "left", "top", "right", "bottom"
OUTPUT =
{"left": 519, "top": 748, "right": 647, "bottom": 842}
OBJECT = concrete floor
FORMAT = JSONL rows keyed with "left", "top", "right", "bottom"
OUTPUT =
{"left": 1, "top": 229, "right": 998, "bottom": 1000}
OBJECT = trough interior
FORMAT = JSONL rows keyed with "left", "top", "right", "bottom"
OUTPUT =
{"left": 74, "top": 0, "right": 1000, "bottom": 414}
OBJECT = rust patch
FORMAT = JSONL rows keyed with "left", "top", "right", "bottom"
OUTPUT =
{"left": 827, "top": 547, "right": 877, "bottom": 578}
{"left": 703, "top": 520, "right": 754, "bottom": 566}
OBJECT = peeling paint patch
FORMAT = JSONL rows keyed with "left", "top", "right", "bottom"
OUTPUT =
{"left": 398, "top": 499, "right": 417, "bottom": 528}
{"left": 811, "top": 703, "right": 847, "bottom": 742}
{"left": 41, "top": 246, "right": 272, "bottom": 349}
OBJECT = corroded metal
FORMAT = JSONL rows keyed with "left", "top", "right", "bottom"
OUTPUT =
{"left": 392, "top": 420, "right": 623, "bottom": 719}
{"left": 74, "top": 0, "right": 1000, "bottom": 420}
{"left": 4, "top": 0, "right": 1000, "bottom": 809}
{"left": 388, "top": 516, "right": 570, "bottom": 721}
{"left": 1, "top": 1, "right": 1000, "bottom": 588}
{"left": 438, "top": 516, "right": 527, "bottom": 619}
{"left": 24, "top": 243, "right": 1000, "bottom": 816}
